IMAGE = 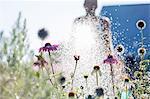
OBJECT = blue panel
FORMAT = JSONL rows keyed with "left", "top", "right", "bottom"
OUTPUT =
{"left": 100, "top": 4, "right": 150, "bottom": 57}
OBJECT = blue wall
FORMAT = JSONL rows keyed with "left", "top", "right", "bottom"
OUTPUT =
{"left": 100, "top": 4, "right": 150, "bottom": 57}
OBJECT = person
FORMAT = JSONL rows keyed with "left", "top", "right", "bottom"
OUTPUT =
{"left": 61, "top": 0, "right": 124, "bottom": 98}
{"left": 74, "top": 0, "right": 99, "bottom": 24}
{"left": 73, "top": 0, "right": 119, "bottom": 97}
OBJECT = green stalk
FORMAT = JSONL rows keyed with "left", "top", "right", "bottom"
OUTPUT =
{"left": 85, "top": 78, "right": 88, "bottom": 88}
{"left": 110, "top": 64, "right": 115, "bottom": 95}
{"left": 140, "top": 30, "right": 144, "bottom": 61}
{"left": 96, "top": 71, "right": 98, "bottom": 86}
{"left": 140, "top": 30, "right": 144, "bottom": 48}
{"left": 45, "top": 66, "right": 54, "bottom": 86}
{"left": 71, "top": 60, "right": 78, "bottom": 89}
{"left": 48, "top": 52, "right": 55, "bottom": 75}
{"left": 126, "top": 85, "right": 127, "bottom": 99}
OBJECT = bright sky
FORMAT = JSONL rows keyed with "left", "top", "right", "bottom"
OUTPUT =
{"left": 0, "top": 0, "right": 149, "bottom": 51}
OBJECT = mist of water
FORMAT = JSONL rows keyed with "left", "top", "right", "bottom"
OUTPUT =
{"left": 59, "top": 16, "right": 125, "bottom": 98}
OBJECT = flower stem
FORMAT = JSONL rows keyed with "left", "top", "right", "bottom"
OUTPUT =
{"left": 126, "top": 85, "right": 127, "bottom": 99}
{"left": 110, "top": 64, "right": 115, "bottom": 95}
{"left": 96, "top": 71, "right": 98, "bottom": 86}
{"left": 85, "top": 78, "right": 88, "bottom": 88}
{"left": 140, "top": 30, "right": 145, "bottom": 61}
{"left": 48, "top": 51, "right": 55, "bottom": 75}
{"left": 45, "top": 66, "right": 54, "bottom": 86}
{"left": 140, "top": 30, "right": 144, "bottom": 48}
{"left": 71, "top": 60, "right": 78, "bottom": 89}
{"left": 49, "top": 79, "right": 54, "bottom": 85}
{"left": 48, "top": 52, "right": 59, "bottom": 89}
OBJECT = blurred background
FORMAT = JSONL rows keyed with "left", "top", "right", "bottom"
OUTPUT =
{"left": 0, "top": 0, "right": 150, "bottom": 98}
{"left": 0, "top": 0, "right": 149, "bottom": 52}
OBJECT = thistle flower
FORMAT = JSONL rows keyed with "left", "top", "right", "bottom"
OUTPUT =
{"left": 95, "top": 87, "right": 104, "bottom": 97}
{"left": 103, "top": 54, "right": 118, "bottom": 64}
{"left": 39, "top": 43, "right": 59, "bottom": 52}
{"left": 38, "top": 28, "right": 48, "bottom": 40}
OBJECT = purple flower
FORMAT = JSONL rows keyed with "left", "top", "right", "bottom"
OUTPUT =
{"left": 33, "top": 60, "right": 48, "bottom": 68}
{"left": 33, "top": 62, "right": 40, "bottom": 72}
{"left": 33, "top": 55, "right": 48, "bottom": 71}
{"left": 39, "top": 43, "right": 59, "bottom": 52}
{"left": 103, "top": 54, "right": 118, "bottom": 64}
